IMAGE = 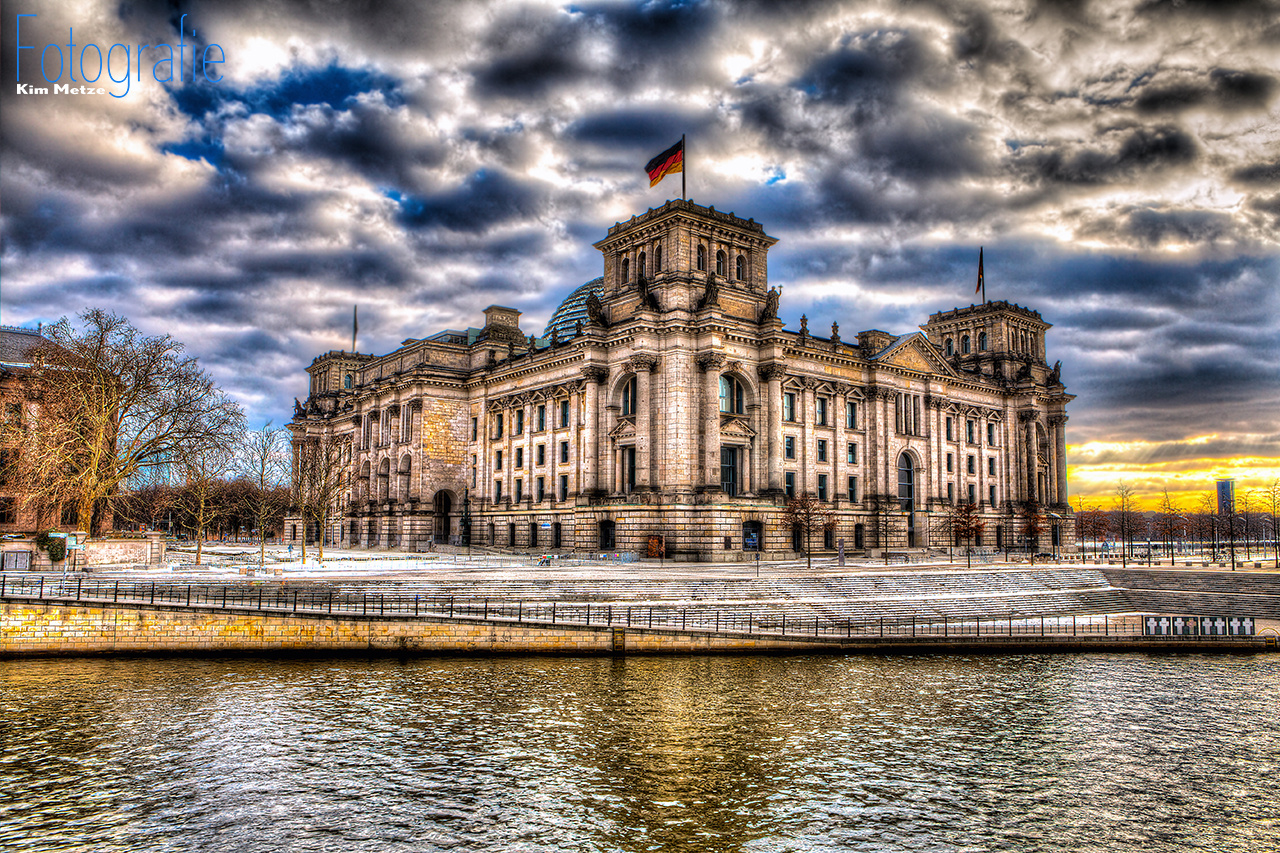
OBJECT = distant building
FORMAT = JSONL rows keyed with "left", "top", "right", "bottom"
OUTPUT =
{"left": 1216, "top": 478, "right": 1235, "bottom": 515}
{"left": 0, "top": 325, "right": 76, "bottom": 535}
{"left": 287, "top": 199, "right": 1075, "bottom": 559}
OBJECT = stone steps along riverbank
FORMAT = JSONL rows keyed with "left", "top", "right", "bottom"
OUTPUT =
{"left": 3, "top": 570, "right": 1274, "bottom": 656}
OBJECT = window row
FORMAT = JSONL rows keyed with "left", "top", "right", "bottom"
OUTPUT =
{"left": 782, "top": 472, "right": 859, "bottom": 502}
{"left": 359, "top": 407, "right": 413, "bottom": 448}
{"left": 783, "top": 438, "right": 860, "bottom": 464}
{"left": 944, "top": 332, "right": 988, "bottom": 356}
{"left": 782, "top": 394, "right": 859, "bottom": 428}
{"left": 945, "top": 417, "right": 999, "bottom": 446}
{"left": 488, "top": 441, "right": 572, "bottom": 472}
{"left": 946, "top": 454, "right": 999, "bottom": 476}
{"left": 476, "top": 400, "right": 573, "bottom": 440}
{"left": 490, "top": 475, "right": 570, "bottom": 503}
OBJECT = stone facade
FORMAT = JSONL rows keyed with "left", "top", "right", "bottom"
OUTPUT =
{"left": 287, "top": 200, "right": 1074, "bottom": 560}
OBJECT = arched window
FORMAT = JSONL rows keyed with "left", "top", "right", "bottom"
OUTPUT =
{"left": 697, "top": 245, "right": 706, "bottom": 271}
{"left": 358, "top": 460, "right": 371, "bottom": 501}
{"left": 344, "top": 373, "right": 352, "bottom": 389}
{"left": 736, "top": 254, "right": 745, "bottom": 280}
{"left": 945, "top": 338, "right": 954, "bottom": 356}
{"left": 638, "top": 252, "right": 646, "bottom": 279}
{"left": 621, "top": 376, "right": 637, "bottom": 416}
{"left": 654, "top": 244, "right": 662, "bottom": 271}
{"left": 621, "top": 257, "right": 630, "bottom": 282}
{"left": 961, "top": 335, "right": 971, "bottom": 355}
{"left": 897, "top": 453, "right": 915, "bottom": 512}
{"left": 719, "top": 375, "right": 746, "bottom": 414}
{"left": 978, "top": 332, "right": 987, "bottom": 351}
{"left": 377, "top": 457, "right": 390, "bottom": 502}
{"left": 397, "top": 454, "right": 412, "bottom": 502}
{"left": 716, "top": 250, "right": 726, "bottom": 276}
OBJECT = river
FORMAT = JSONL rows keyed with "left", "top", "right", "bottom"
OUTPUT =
{"left": 1, "top": 653, "right": 1276, "bottom": 852}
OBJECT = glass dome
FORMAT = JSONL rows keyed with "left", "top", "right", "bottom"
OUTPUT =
{"left": 542, "top": 277, "right": 603, "bottom": 341}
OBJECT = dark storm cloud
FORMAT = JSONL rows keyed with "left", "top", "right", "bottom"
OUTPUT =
{"left": 1012, "top": 125, "right": 1197, "bottom": 186}
{"left": 395, "top": 169, "right": 549, "bottom": 232}
{"left": 1135, "top": 69, "right": 1276, "bottom": 114}
{"left": 1232, "top": 161, "right": 1280, "bottom": 186}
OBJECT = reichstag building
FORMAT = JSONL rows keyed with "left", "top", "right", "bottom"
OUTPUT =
{"left": 287, "top": 199, "right": 1073, "bottom": 560}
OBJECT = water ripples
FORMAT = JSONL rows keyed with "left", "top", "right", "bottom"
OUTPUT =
{"left": 2, "top": 654, "right": 1276, "bottom": 852}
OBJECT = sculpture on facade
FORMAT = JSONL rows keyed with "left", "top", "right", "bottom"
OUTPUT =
{"left": 586, "top": 291, "right": 605, "bottom": 326}
{"left": 698, "top": 271, "right": 719, "bottom": 309}
{"left": 759, "top": 287, "right": 779, "bottom": 323}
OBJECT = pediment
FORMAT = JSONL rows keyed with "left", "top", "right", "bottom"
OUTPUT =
{"left": 609, "top": 418, "right": 636, "bottom": 440}
{"left": 721, "top": 416, "right": 757, "bottom": 439}
{"left": 878, "top": 334, "right": 954, "bottom": 375}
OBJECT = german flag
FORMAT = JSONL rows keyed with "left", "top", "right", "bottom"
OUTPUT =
{"left": 645, "top": 138, "right": 684, "bottom": 188}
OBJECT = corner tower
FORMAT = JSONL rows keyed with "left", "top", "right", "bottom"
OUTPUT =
{"left": 592, "top": 200, "right": 778, "bottom": 322}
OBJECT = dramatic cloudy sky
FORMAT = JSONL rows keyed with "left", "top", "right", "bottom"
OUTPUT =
{"left": 2, "top": 0, "right": 1277, "bottom": 507}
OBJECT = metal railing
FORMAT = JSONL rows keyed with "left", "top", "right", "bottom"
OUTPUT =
{"left": 4, "top": 574, "right": 1259, "bottom": 643}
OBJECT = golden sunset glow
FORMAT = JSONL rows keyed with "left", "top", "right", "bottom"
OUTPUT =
{"left": 1068, "top": 435, "right": 1280, "bottom": 509}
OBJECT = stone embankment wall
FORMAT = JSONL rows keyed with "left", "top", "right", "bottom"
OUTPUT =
{"left": 3, "top": 600, "right": 1271, "bottom": 657}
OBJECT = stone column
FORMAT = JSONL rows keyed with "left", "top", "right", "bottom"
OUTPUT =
{"left": 581, "top": 367, "right": 608, "bottom": 494}
{"left": 699, "top": 353, "right": 725, "bottom": 490}
{"left": 759, "top": 363, "right": 786, "bottom": 493}
{"left": 800, "top": 379, "right": 815, "bottom": 494}
{"left": 1020, "top": 411, "right": 1037, "bottom": 504}
{"left": 833, "top": 385, "right": 847, "bottom": 503}
{"left": 630, "top": 355, "right": 658, "bottom": 490}
{"left": 1051, "top": 414, "right": 1068, "bottom": 507}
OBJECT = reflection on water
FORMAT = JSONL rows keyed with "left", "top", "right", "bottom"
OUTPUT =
{"left": 1, "top": 654, "right": 1276, "bottom": 852}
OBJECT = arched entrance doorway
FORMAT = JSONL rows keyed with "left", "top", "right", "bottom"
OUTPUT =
{"left": 898, "top": 453, "right": 917, "bottom": 548}
{"left": 432, "top": 491, "right": 452, "bottom": 544}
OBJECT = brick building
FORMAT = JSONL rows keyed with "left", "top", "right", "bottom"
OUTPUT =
{"left": 287, "top": 199, "right": 1073, "bottom": 559}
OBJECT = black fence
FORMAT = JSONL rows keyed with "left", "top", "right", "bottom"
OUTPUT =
{"left": 0, "top": 574, "right": 1259, "bottom": 642}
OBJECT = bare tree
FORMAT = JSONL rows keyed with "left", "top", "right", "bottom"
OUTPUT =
{"left": 782, "top": 492, "right": 834, "bottom": 571}
{"left": 174, "top": 423, "right": 244, "bottom": 566}
{"left": 1019, "top": 499, "right": 1046, "bottom": 565}
{"left": 951, "top": 500, "right": 986, "bottom": 570}
{"left": 1155, "top": 489, "right": 1184, "bottom": 566}
{"left": 293, "top": 432, "right": 350, "bottom": 563}
{"left": 1191, "top": 492, "right": 1218, "bottom": 560}
{"left": 7, "top": 310, "right": 243, "bottom": 539}
{"left": 240, "top": 422, "right": 291, "bottom": 566}
{"left": 1113, "top": 482, "right": 1144, "bottom": 566}
{"left": 1076, "top": 502, "right": 1110, "bottom": 561}
{"left": 1263, "top": 479, "right": 1280, "bottom": 569}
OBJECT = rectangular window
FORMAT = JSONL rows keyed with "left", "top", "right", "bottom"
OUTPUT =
{"left": 537, "top": 405, "right": 546, "bottom": 432}
{"left": 624, "top": 447, "right": 637, "bottom": 492}
{"left": 515, "top": 448, "right": 524, "bottom": 468}
{"left": 946, "top": 453, "right": 953, "bottom": 473}
{"left": 559, "top": 474, "right": 569, "bottom": 501}
{"left": 0, "top": 497, "right": 15, "bottom": 525}
{"left": 471, "top": 467, "right": 477, "bottom": 488}
{"left": 560, "top": 441, "right": 569, "bottom": 463}
{"left": 495, "top": 412, "right": 504, "bottom": 438}
{"left": 515, "top": 479, "right": 523, "bottom": 502}
{"left": 816, "top": 439, "right": 827, "bottom": 462}
{"left": 537, "top": 476, "right": 545, "bottom": 501}
{"left": 817, "top": 474, "right": 828, "bottom": 501}
{"left": 494, "top": 481, "right": 503, "bottom": 501}
{"left": 847, "top": 443, "right": 858, "bottom": 464}
{"left": 560, "top": 399, "right": 570, "bottom": 428}
{"left": 783, "top": 392, "right": 796, "bottom": 422}
{"left": 988, "top": 457, "right": 996, "bottom": 476}
{"left": 516, "top": 409, "right": 525, "bottom": 435}
{"left": 720, "top": 447, "right": 739, "bottom": 497}
{"left": 946, "top": 417, "right": 953, "bottom": 441}
{"left": 967, "top": 455, "right": 975, "bottom": 474}
{"left": 947, "top": 483, "right": 955, "bottom": 503}
{"left": 816, "top": 398, "right": 828, "bottom": 426}
{"left": 966, "top": 419, "right": 975, "bottom": 443}
{"left": 471, "top": 417, "right": 478, "bottom": 441}
{"left": 537, "top": 444, "right": 545, "bottom": 465}
{"left": 989, "top": 485, "right": 997, "bottom": 507}
{"left": 967, "top": 484, "right": 976, "bottom": 504}
{"left": 987, "top": 422, "right": 996, "bottom": 445}
{"left": 784, "top": 472, "right": 796, "bottom": 498}
{"left": 847, "top": 476, "right": 858, "bottom": 502}
{"left": 846, "top": 401, "right": 857, "bottom": 429}
{"left": 495, "top": 450, "right": 503, "bottom": 471}
{"left": 784, "top": 436, "right": 796, "bottom": 459}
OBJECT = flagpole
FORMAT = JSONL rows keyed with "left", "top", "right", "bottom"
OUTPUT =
{"left": 681, "top": 134, "right": 686, "bottom": 200}
{"left": 352, "top": 305, "right": 357, "bottom": 352}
